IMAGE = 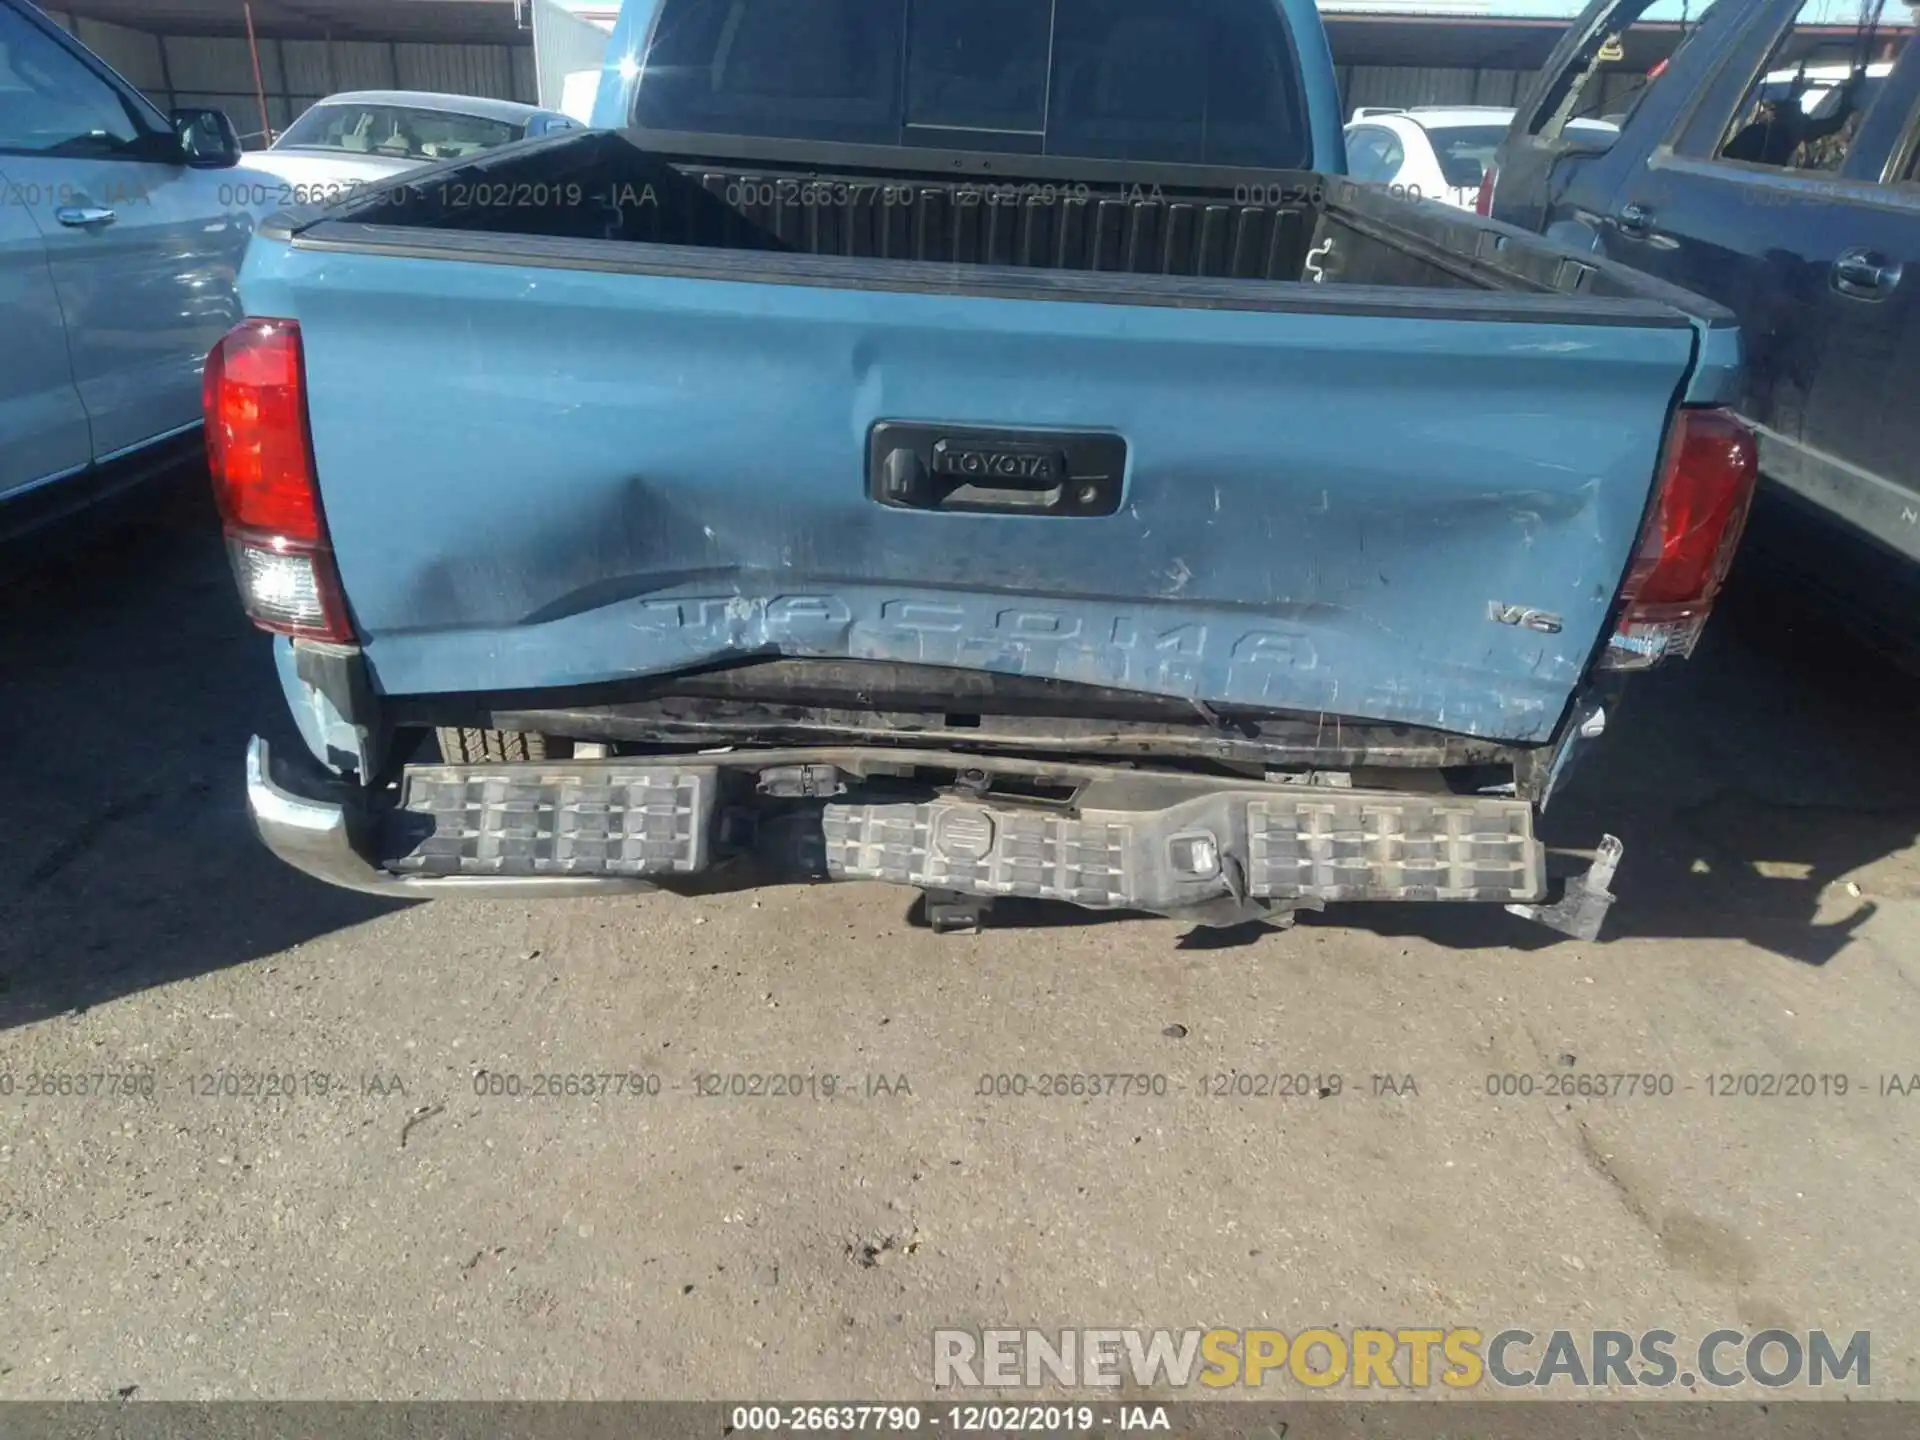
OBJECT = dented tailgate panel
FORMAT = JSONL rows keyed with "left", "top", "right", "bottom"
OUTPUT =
{"left": 242, "top": 245, "right": 1700, "bottom": 743}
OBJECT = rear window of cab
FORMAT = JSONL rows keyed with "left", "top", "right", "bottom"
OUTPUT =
{"left": 629, "top": 0, "right": 1311, "bottom": 168}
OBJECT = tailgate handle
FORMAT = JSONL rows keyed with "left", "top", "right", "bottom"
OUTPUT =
{"left": 928, "top": 441, "right": 1064, "bottom": 512}
{"left": 869, "top": 423, "right": 1126, "bottom": 517}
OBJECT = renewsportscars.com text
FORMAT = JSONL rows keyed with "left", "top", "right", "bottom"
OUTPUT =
{"left": 932, "top": 1327, "right": 1870, "bottom": 1391}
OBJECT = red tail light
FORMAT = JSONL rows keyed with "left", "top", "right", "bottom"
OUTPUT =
{"left": 1473, "top": 164, "right": 1498, "bottom": 217}
{"left": 1602, "top": 407, "right": 1758, "bottom": 670}
{"left": 203, "top": 318, "right": 353, "bottom": 643}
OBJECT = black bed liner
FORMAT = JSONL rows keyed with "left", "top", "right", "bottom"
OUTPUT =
{"left": 680, "top": 164, "right": 1320, "bottom": 281}
{"left": 328, "top": 128, "right": 1321, "bottom": 283}
{"left": 296, "top": 127, "right": 1724, "bottom": 312}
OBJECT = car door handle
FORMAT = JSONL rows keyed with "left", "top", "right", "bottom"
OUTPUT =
{"left": 1833, "top": 248, "right": 1901, "bottom": 298}
{"left": 55, "top": 204, "right": 116, "bottom": 228}
{"left": 1615, "top": 202, "right": 1654, "bottom": 235}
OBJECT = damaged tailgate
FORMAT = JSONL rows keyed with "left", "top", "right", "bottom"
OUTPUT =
{"left": 241, "top": 233, "right": 1709, "bottom": 743}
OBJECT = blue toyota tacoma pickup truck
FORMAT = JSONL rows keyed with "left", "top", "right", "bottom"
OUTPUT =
{"left": 213, "top": 0, "right": 1755, "bottom": 939}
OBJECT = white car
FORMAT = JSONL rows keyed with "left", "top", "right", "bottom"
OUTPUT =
{"left": 1344, "top": 106, "right": 1619, "bottom": 210}
{"left": 238, "top": 90, "right": 582, "bottom": 203}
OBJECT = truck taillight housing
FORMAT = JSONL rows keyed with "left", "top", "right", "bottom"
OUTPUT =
{"left": 203, "top": 318, "right": 353, "bottom": 643}
{"left": 1602, "top": 407, "right": 1757, "bottom": 670}
{"left": 1473, "top": 164, "right": 1498, "bottom": 217}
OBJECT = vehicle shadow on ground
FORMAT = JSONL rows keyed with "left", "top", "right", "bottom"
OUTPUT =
{"left": 910, "top": 546, "right": 1920, "bottom": 966}
{"left": 0, "top": 477, "right": 407, "bottom": 1033}
{"left": 1343, "top": 547, "right": 1920, "bottom": 965}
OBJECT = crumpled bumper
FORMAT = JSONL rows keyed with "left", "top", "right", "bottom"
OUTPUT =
{"left": 244, "top": 736, "right": 1552, "bottom": 916}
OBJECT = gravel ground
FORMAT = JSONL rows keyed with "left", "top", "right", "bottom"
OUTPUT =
{"left": 2, "top": 480, "right": 1917, "bottom": 1402}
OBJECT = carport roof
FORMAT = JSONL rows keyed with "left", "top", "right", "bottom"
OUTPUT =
{"left": 53, "top": 0, "right": 526, "bottom": 43}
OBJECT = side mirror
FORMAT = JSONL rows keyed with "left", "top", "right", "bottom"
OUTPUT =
{"left": 172, "top": 107, "right": 244, "bottom": 168}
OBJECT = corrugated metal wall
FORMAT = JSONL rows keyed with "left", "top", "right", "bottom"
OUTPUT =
{"left": 1337, "top": 65, "right": 1648, "bottom": 118}
{"left": 42, "top": 12, "right": 536, "bottom": 145}
{"left": 1339, "top": 65, "right": 1531, "bottom": 111}
{"left": 531, "top": 0, "right": 613, "bottom": 112}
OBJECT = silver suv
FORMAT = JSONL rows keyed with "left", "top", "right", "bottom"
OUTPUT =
{"left": 1, "top": 0, "right": 252, "bottom": 540}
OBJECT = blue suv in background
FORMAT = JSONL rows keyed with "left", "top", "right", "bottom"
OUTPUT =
{"left": 1486, "top": 0, "right": 1920, "bottom": 647}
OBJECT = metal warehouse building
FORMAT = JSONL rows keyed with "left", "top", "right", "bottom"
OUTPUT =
{"left": 38, "top": 0, "right": 1692, "bottom": 143}
{"left": 38, "top": 0, "right": 550, "bottom": 143}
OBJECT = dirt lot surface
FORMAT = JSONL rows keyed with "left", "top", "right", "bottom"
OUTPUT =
{"left": 3, "top": 485, "right": 1917, "bottom": 1402}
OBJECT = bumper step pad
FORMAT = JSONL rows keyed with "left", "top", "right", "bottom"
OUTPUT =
{"left": 1247, "top": 795, "right": 1541, "bottom": 902}
{"left": 389, "top": 766, "right": 716, "bottom": 877}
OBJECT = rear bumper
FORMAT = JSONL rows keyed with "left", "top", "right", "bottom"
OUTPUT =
{"left": 245, "top": 736, "right": 1549, "bottom": 915}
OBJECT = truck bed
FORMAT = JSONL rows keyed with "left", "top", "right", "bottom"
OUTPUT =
{"left": 313, "top": 129, "right": 1704, "bottom": 301}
